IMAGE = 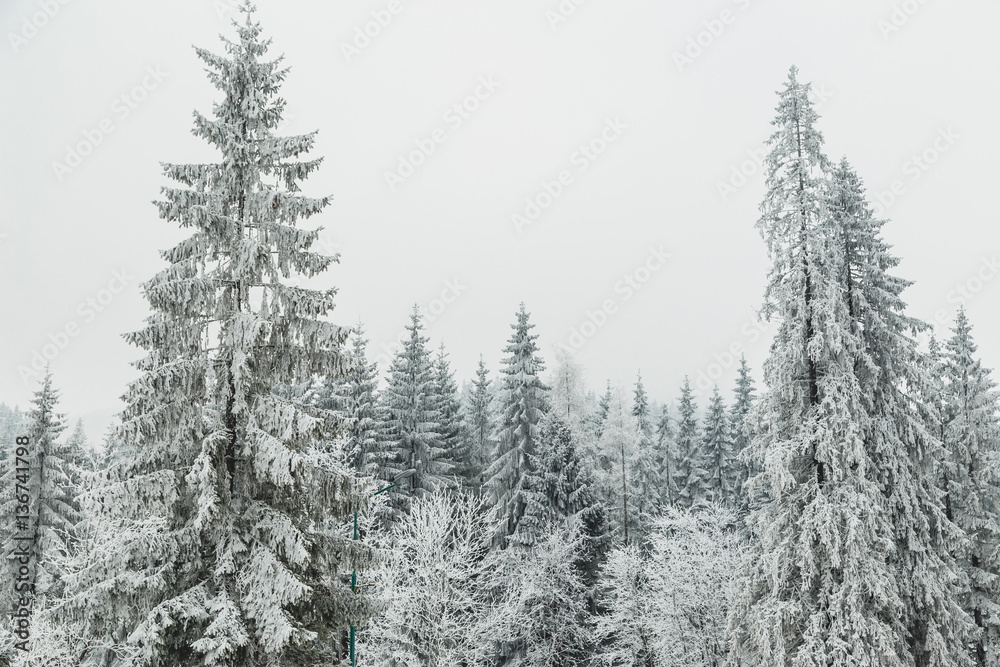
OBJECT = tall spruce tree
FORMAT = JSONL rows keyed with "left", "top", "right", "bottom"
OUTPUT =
{"left": 432, "top": 343, "right": 468, "bottom": 489}
{"left": 0, "top": 404, "right": 25, "bottom": 612}
{"left": 596, "top": 387, "right": 644, "bottom": 545}
{"left": 550, "top": 348, "right": 589, "bottom": 443}
{"left": 59, "top": 9, "right": 379, "bottom": 664}
{"left": 828, "top": 156, "right": 973, "bottom": 665}
{"left": 654, "top": 405, "right": 679, "bottom": 507}
{"left": 941, "top": 310, "right": 1000, "bottom": 666}
{"left": 378, "top": 306, "right": 451, "bottom": 503}
{"left": 335, "top": 323, "right": 380, "bottom": 477}
{"left": 1, "top": 372, "right": 76, "bottom": 606}
{"left": 592, "top": 380, "right": 613, "bottom": 441}
{"left": 486, "top": 303, "right": 549, "bottom": 546}
{"left": 514, "top": 414, "right": 606, "bottom": 561}
{"left": 631, "top": 372, "right": 662, "bottom": 534}
{"left": 463, "top": 355, "right": 495, "bottom": 495}
{"left": 730, "top": 355, "right": 756, "bottom": 510}
{"left": 673, "top": 377, "right": 706, "bottom": 509}
{"left": 730, "top": 68, "right": 910, "bottom": 666}
{"left": 632, "top": 372, "right": 652, "bottom": 439}
{"left": 702, "top": 385, "right": 735, "bottom": 505}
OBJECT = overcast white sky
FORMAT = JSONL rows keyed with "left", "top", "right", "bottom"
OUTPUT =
{"left": 1, "top": 0, "right": 998, "bottom": 445}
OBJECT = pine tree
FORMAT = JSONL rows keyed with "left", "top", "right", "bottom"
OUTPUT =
{"left": 64, "top": 419, "right": 95, "bottom": 482}
{"left": 632, "top": 371, "right": 652, "bottom": 439}
{"left": 378, "top": 306, "right": 451, "bottom": 505}
{"left": 673, "top": 377, "right": 706, "bottom": 509}
{"left": 941, "top": 310, "right": 1000, "bottom": 666}
{"left": 730, "top": 68, "right": 910, "bottom": 667}
{"left": 335, "top": 323, "right": 380, "bottom": 477}
{"left": 0, "top": 371, "right": 78, "bottom": 667}
{"left": 591, "top": 379, "right": 613, "bottom": 441}
{"left": 730, "top": 355, "right": 756, "bottom": 511}
{"left": 486, "top": 303, "right": 549, "bottom": 546}
{"left": 463, "top": 355, "right": 495, "bottom": 495}
{"left": 654, "top": 405, "right": 679, "bottom": 507}
{"left": 550, "top": 349, "right": 587, "bottom": 427}
{"left": 0, "top": 403, "right": 24, "bottom": 612}
{"left": 630, "top": 372, "right": 662, "bottom": 535}
{"left": 702, "top": 385, "right": 735, "bottom": 505}
{"left": 59, "top": 9, "right": 379, "bottom": 663}
{"left": 432, "top": 343, "right": 469, "bottom": 489}
{"left": 828, "top": 156, "right": 973, "bottom": 665}
{"left": 514, "top": 415, "right": 606, "bottom": 556}
{"left": 0, "top": 404, "right": 24, "bottom": 460}
{"left": 19, "top": 372, "right": 77, "bottom": 600}
{"left": 596, "top": 387, "right": 643, "bottom": 545}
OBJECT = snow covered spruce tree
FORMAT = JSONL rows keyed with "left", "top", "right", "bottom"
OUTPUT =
{"left": 654, "top": 405, "right": 679, "bottom": 507}
{"left": 630, "top": 374, "right": 663, "bottom": 537}
{"left": 432, "top": 343, "right": 470, "bottom": 489}
{"left": 1, "top": 371, "right": 79, "bottom": 606}
{"left": 463, "top": 355, "right": 495, "bottom": 495}
{"left": 549, "top": 348, "right": 589, "bottom": 442}
{"left": 60, "top": 9, "right": 380, "bottom": 664}
{"left": 591, "top": 380, "right": 614, "bottom": 441}
{"left": 0, "top": 404, "right": 25, "bottom": 455}
{"left": 513, "top": 415, "right": 606, "bottom": 562}
{"left": 486, "top": 303, "right": 550, "bottom": 546}
{"left": 64, "top": 419, "right": 97, "bottom": 496}
{"left": 378, "top": 306, "right": 451, "bottom": 506}
{"left": 827, "top": 156, "right": 973, "bottom": 665}
{"left": 632, "top": 372, "right": 652, "bottom": 441}
{"left": 333, "top": 323, "right": 380, "bottom": 476}
{"left": 702, "top": 386, "right": 736, "bottom": 506}
{"left": 673, "top": 377, "right": 706, "bottom": 509}
{"left": 730, "top": 68, "right": 913, "bottom": 666}
{"left": 940, "top": 310, "right": 1000, "bottom": 666}
{"left": 729, "top": 355, "right": 756, "bottom": 511}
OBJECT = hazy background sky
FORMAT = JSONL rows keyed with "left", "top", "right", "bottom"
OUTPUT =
{"left": 2, "top": 0, "right": 998, "bottom": 445}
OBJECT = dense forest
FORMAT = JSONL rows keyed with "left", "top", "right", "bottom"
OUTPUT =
{"left": 2, "top": 6, "right": 998, "bottom": 667}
